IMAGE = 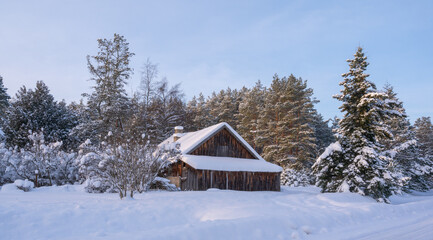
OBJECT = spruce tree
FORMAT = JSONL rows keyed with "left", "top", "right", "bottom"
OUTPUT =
{"left": 311, "top": 112, "right": 335, "bottom": 156}
{"left": 378, "top": 85, "right": 432, "bottom": 191}
{"left": 414, "top": 117, "right": 433, "bottom": 157}
{"left": 0, "top": 75, "right": 10, "bottom": 118}
{"left": 412, "top": 117, "right": 433, "bottom": 189}
{"left": 313, "top": 47, "right": 403, "bottom": 202}
{"left": 2, "top": 81, "right": 78, "bottom": 150}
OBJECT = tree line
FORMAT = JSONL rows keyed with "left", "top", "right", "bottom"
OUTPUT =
{"left": 0, "top": 34, "right": 432, "bottom": 201}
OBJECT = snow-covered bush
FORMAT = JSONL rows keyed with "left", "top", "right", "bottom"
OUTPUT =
{"left": 83, "top": 178, "right": 112, "bottom": 193}
{"left": 14, "top": 179, "right": 34, "bottom": 192}
{"left": 0, "top": 143, "right": 16, "bottom": 184}
{"left": 281, "top": 168, "right": 314, "bottom": 187}
{"left": 3, "top": 131, "right": 79, "bottom": 186}
{"left": 313, "top": 139, "right": 407, "bottom": 203}
{"left": 76, "top": 139, "right": 110, "bottom": 193}
{"left": 149, "top": 177, "right": 179, "bottom": 191}
{"left": 77, "top": 133, "right": 175, "bottom": 198}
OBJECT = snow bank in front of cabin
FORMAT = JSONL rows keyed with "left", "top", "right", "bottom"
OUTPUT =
{"left": 1, "top": 185, "right": 433, "bottom": 240}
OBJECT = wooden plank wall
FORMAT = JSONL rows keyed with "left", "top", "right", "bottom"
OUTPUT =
{"left": 180, "top": 165, "right": 281, "bottom": 191}
{"left": 190, "top": 128, "right": 256, "bottom": 159}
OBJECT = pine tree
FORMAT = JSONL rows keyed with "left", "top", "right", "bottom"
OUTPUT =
{"left": 282, "top": 75, "right": 317, "bottom": 169}
{"left": 256, "top": 75, "right": 284, "bottom": 162}
{"left": 83, "top": 33, "right": 134, "bottom": 138}
{"left": 187, "top": 93, "right": 212, "bottom": 131}
{"left": 216, "top": 88, "right": 240, "bottom": 128}
{"left": 237, "top": 81, "right": 265, "bottom": 151}
{"left": 313, "top": 47, "right": 403, "bottom": 202}
{"left": 257, "top": 74, "right": 317, "bottom": 169}
{"left": 205, "top": 91, "right": 222, "bottom": 126}
{"left": 184, "top": 96, "right": 198, "bottom": 131}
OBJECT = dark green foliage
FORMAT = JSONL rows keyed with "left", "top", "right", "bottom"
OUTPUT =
{"left": 379, "top": 85, "right": 432, "bottom": 192}
{"left": 414, "top": 117, "right": 433, "bottom": 157}
{"left": 258, "top": 74, "right": 317, "bottom": 169}
{"left": 311, "top": 112, "right": 335, "bottom": 157}
{"left": 0, "top": 75, "right": 10, "bottom": 118}
{"left": 237, "top": 81, "right": 266, "bottom": 152}
{"left": 313, "top": 47, "right": 403, "bottom": 202}
{"left": 2, "top": 81, "right": 78, "bottom": 150}
{"left": 186, "top": 75, "right": 328, "bottom": 171}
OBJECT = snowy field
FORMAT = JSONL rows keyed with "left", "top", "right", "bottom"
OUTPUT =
{"left": 0, "top": 185, "right": 432, "bottom": 240}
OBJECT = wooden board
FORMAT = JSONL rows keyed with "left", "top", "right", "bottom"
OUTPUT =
{"left": 179, "top": 164, "right": 280, "bottom": 191}
{"left": 189, "top": 128, "right": 257, "bottom": 159}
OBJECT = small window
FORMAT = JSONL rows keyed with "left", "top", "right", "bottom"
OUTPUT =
{"left": 217, "top": 145, "right": 229, "bottom": 157}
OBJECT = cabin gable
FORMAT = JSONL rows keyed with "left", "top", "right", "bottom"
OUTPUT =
{"left": 188, "top": 127, "right": 258, "bottom": 159}
{"left": 162, "top": 123, "right": 282, "bottom": 192}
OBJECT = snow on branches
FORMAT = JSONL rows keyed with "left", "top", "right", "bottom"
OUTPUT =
{"left": 77, "top": 133, "right": 179, "bottom": 199}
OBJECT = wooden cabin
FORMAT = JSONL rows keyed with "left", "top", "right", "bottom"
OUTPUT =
{"left": 159, "top": 123, "right": 282, "bottom": 191}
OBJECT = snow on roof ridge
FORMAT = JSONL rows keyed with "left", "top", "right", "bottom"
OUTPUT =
{"left": 179, "top": 122, "right": 227, "bottom": 154}
{"left": 159, "top": 122, "right": 265, "bottom": 161}
{"left": 158, "top": 122, "right": 282, "bottom": 172}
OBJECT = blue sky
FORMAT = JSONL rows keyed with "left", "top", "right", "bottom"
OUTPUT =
{"left": 0, "top": 0, "right": 432, "bottom": 122}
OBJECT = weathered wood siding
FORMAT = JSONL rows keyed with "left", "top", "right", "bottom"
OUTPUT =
{"left": 189, "top": 128, "right": 256, "bottom": 159}
{"left": 179, "top": 164, "right": 280, "bottom": 191}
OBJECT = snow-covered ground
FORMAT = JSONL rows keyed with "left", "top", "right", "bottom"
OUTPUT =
{"left": 0, "top": 185, "right": 432, "bottom": 240}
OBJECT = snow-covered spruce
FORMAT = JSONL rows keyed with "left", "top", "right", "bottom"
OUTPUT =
{"left": 381, "top": 86, "right": 433, "bottom": 192}
{"left": 281, "top": 168, "right": 314, "bottom": 187}
{"left": 313, "top": 47, "right": 406, "bottom": 202}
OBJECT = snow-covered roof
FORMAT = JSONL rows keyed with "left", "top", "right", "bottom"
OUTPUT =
{"left": 160, "top": 122, "right": 260, "bottom": 159}
{"left": 181, "top": 155, "right": 282, "bottom": 173}
{"left": 159, "top": 122, "right": 283, "bottom": 173}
